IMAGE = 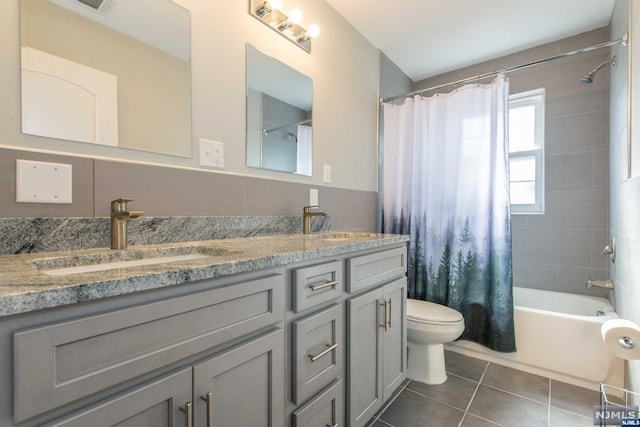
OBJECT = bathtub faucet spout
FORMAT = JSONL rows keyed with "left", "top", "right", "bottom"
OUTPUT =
{"left": 586, "top": 279, "right": 615, "bottom": 289}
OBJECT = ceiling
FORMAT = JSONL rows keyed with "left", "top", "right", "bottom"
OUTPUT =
{"left": 325, "top": 0, "right": 617, "bottom": 82}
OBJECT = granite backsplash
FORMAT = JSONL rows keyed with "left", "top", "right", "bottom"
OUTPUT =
{"left": 0, "top": 215, "right": 332, "bottom": 255}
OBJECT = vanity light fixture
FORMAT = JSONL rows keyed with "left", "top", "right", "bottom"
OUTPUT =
{"left": 255, "top": 0, "right": 281, "bottom": 18}
{"left": 249, "top": 0, "right": 319, "bottom": 52}
{"left": 296, "top": 24, "right": 320, "bottom": 43}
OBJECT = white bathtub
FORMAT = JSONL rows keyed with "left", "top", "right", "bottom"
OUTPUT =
{"left": 446, "top": 287, "right": 624, "bottom": 391}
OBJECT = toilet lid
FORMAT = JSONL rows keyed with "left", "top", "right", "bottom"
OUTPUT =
{"left": 407, "top": 299, "right": 464, "bottom": 324}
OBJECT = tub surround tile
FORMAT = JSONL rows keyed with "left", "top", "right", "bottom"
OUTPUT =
{"left": 0, "top": 232, "right": 409, "bottom": 317}
{"left": 0, "top": 216, "right": 330, "bottom": 255}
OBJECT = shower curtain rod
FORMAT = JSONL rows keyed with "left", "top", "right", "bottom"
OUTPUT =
{"left": 262, "top": 119, "right": 312, "bottom": 135}
{"left": 381, "top": 33, "right": 628, "bottom": 104}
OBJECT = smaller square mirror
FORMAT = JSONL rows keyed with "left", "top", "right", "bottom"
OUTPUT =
{"left": 246, "top": 44, "right": 313, "bottom": 176}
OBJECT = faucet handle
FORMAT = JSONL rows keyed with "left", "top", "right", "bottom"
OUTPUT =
{"left": 111, "top": 198, "right": 135, "bottom": 211}
{"left": 601, "top": 240, "right": 616, "bottom": 263}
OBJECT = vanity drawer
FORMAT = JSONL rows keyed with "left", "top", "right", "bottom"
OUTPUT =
{"left": 292, "top": 379, "right": 344, "bottom": 427}
{"left": 347, "top": 247, "right": 407, "bottom": 293}
{"left": 13, "top": 271, "right": 284, "bottom": 422}
{"left": 292, "top": 304, "right": 343, "bottom": 405}
{"left": 292, "top": 260, "right": 343, "bottom": 312}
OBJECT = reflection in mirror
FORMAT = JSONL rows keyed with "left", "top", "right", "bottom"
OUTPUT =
{"left": 20, "top": 0, "right": 192, "bottom": 158}
{"left": 246, "top": 44, "right": 312, "bottom": 176}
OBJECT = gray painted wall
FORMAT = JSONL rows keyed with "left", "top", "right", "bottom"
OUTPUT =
{"left": 1, "top": 0, "right": 380, "bottom": 191}
{"left": 0, "top": 147, "right": 378, "bottom": 233}
{"left": 413, "top": 29, "right": 611, "bottom": 297}
{"left": 609, "top": 0, "right": 640, "bottom": 398}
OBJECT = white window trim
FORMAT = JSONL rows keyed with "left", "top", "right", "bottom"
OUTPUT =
{"left": 509, "top": 88, "right": 545, "bottom": 215}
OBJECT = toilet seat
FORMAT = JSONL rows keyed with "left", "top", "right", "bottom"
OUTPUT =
{"left": 407, "top": 299, "right": 464, "bottom": 325}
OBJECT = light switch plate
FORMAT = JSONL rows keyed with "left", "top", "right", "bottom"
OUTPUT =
{"left": 199, "top": 139, "right": 224, "bottom": 168}
{"left": 323, "top": 164, "right": 331, "bottom": 183}
{"left": 16, "top": 159, "right": 72, "bottom": 203}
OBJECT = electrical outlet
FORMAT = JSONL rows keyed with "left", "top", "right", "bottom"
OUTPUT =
{"left": 199, "top": 139, "right": 224, "bottom": 168}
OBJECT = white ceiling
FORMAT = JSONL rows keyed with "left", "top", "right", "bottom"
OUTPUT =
{"left": 325, "top": 0, "right": 617, "bottom": 82}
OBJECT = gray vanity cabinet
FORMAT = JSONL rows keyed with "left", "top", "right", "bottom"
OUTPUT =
{"left": 7, "top": 268, "right": 285, "bottom": 427}
{"left": 347, "top": 249, "right": 407, "bottom": 427}
{"left": 50, "top": 328, "right": 285, "bottom": 427}
{"left": 47, "top": 368, "right": 193, "bottom": 427}
{"left": 193, "top": 328, "right": 285, "bottom": 427}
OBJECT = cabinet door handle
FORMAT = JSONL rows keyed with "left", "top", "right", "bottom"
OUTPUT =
{"left": 309, "top": 280, "right": 339, "bottom": 291}
{"left": 379, "top": 300, "right": 388, "bottom": 331}
{"left": 326, "top": 424, "right": 339, "bottom": 427}
{"left": 387, "top": 298, "right": 392, "bottom": 329}
{"left": 308, "top": 343, "right": 338, "bottom": 362}
{"left": 201, "top": 391, "right": 213, "bottom": 427}
{"left": 180, "top": 401, "right": 192, "bottom": 427}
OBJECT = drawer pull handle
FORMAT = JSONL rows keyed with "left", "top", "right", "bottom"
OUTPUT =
{"left": 308, "top": 343, "right": 338, "bottom": 362}
{"left": 326, "top": 424, "right": 339, "bottom": 427}
{"left": 201, "top": 391, "right": 213, "bottom": 427}
{"left": 180, "top": 401, "right": 192, "bottom": 427}
{"left": 309, "top": 280, "right": 339, "bottom": 291}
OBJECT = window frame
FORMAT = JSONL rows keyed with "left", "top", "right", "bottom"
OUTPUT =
{"left": 508, "top": 88, "right": 545, "bottom": 215}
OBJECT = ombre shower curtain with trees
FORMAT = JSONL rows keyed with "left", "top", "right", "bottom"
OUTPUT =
{"left": 382, "top": 75, "right": 516, "bottom": 352}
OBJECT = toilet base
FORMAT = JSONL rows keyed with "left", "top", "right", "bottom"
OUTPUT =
{"left": 407, "top": 341, "right": 448, "bottom": 385}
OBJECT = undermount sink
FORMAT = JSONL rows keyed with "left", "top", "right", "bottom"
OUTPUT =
{"left": 302, "top": 232, "right": 381, "bottom": 241}
{"left": 30, "top": 245, "right": 238, "bottom": 276}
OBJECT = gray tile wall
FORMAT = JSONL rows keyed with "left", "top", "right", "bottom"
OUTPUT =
{"left": 0, "top": 148, "right": 377, "bottom": 232}
{"left": 413, "top": 29, "right": 611, "bottom": 297}
{"left": 609, "top": 0, "right": 640, "bottom": 397}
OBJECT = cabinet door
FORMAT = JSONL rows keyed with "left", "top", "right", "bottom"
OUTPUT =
{"left": 347, "top": 287, "right": 384, "bottom": 427}
{"left": 48, "top": 368, "right": 192, "bottom": 427}
{"left": 193, "top": 329, "right": 285, "bottom": 427}
{"left": 382, "top": 277, "right": 407, "bottom": 402}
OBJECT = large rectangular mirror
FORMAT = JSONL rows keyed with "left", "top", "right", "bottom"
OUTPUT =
{"left": 20, "top": 0, "right": 192, "bottom": 158}
{"left": 246, "top": 44, "right": 312, "bottom": 176}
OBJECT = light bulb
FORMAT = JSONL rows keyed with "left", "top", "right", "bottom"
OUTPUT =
{"left": 269, "top": 0, "right": 282, "bottom": 9}
{"left": 307, "top": 24, "right": 320, "bottom": 37}
{"left": 289, "top": 9, "right": 303, "bottom": 24}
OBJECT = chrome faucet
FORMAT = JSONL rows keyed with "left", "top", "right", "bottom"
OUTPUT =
{"left": 111, "top": 198, "right": 144, "bottom": 250}
{"left": 303, "top": 205, "right": 327, "bottom": 234}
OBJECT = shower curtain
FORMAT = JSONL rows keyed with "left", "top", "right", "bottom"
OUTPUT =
{"left": 382, "top": 75, "right": 515, "bottom": 352}
{"left": 296, "top": 125, "right": 312, "bottom": 175}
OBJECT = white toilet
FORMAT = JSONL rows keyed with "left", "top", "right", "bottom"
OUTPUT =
{"left": 406, "top": 298, "right": 465, "bottom": 385}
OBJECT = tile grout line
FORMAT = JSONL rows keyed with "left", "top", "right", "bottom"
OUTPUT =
{"left": 457, "top": 360, "right": 491, "bottom": 427}
{"left": 374, "top": 379, "right": 411, "bottom": 426}
{"left": 547, "top": 377, "right": 552, "bottom": 427}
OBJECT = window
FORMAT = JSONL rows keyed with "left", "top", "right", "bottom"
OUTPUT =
{"left": 509, "top": 88, "right": 545, "bottom": 214}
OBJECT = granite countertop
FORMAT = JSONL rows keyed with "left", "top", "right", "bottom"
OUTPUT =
{"left": 0, "top": 232, "right": 409, "bottom": 318}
